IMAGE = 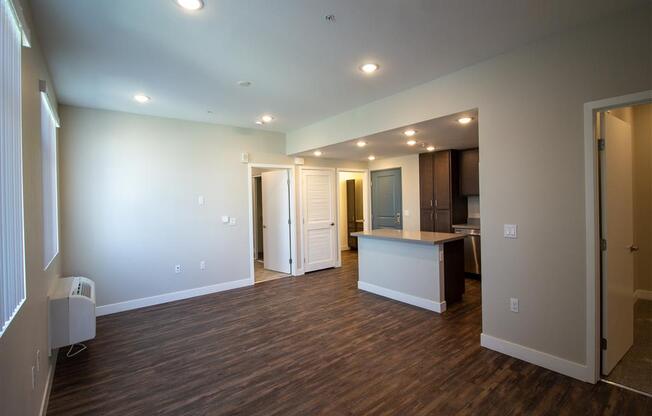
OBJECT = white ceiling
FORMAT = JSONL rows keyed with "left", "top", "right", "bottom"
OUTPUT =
{"left": 296, "top": 110, "right": 479, "bottom": 162}
{"left": 30, "top": 0, "right": 646, "bottom": 132}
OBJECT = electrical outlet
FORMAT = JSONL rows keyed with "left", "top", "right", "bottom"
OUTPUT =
{"left": 200, "top": 260, "right": 206, "bottom": 270}
{"left": 510, "top": 297, "right": 519, "bottom": 313}
{"left": 175, "top": 264, "right": 182, "bottom": 274}
{"left": 36, "top": 350, "right": 40, "bottom": 372}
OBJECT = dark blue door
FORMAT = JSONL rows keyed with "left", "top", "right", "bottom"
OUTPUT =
{"left": 371, "top": 168, "right": 402, "bottom": 229}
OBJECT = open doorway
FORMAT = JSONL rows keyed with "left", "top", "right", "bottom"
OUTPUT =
{"left": 598, "top": 102, "right": 652, "bottom": 395}
{"left": 250, "top": 165, "right": 295, "bottom": 283}
{"left": 337, "top": 170, "right": 369, "bottom": 254}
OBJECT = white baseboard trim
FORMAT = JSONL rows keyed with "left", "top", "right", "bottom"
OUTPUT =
{"left": 634, "top": 289, "right": 652, "bottom": 301}
{"left": 39, "top": 355, "right": 57, "bottom": 416}
{"left": 96, "top": 278, "right": 254, "bottom": 316}
{"left": 480, "top": 333, "right": 590, "bottom": 382}
{"left": 358, "top": 281, "right": 446, "bottom": 313}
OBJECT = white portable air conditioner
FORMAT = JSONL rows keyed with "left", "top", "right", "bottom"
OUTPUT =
{"left": 49, "top": 277, "right": 96, "bottom": 349}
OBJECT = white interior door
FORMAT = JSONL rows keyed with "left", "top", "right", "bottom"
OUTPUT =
{"left": 601, "top": 112, "right": 635, "bottom": 375}
{"left": 262, "top": 170, "right": 291, "bottom": 274}
{"left": 302, "top": 168, "right": 337, "bottom": 272}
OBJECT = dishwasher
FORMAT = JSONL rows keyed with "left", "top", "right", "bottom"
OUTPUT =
{"left": 453, "top": 226, "right": 481, "bottom": 276}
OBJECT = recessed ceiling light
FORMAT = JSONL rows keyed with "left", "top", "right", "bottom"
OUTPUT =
{"left": 426, "top": 146, "right": 435, "bottom": 152}
{"left": 356, "top": 141, "right": 367, "bottom": 147}
{"left": 261, "top": 114, "right": 274, "bottom": 123}
{"left": 368, "top": 155, "right": 376, "bottom": 161}
{"left": 313, "top": 150, "right": 323, "bottom": 157}
{"left": 458, "top": 117, "right": 473, "bottom": 124}
{"left": 360, "top": 63, "right": 379, "bottom": 74}
{"left": 237, "top": 81, "right": 252, "bottom": 87}
{"left": 133, "top": 94, "right": 151, "bottom": 103}
{"left": 175, "top": 0, "right": 204, "bottom": 11}
{"left": 255, "top": 120, "right": 264, "bottom": 125}
{"left": 404, "top": 129, "right": 416, "bottom": 137}
{"left": 407, "top": 140, "right": 417, "bottom": 146}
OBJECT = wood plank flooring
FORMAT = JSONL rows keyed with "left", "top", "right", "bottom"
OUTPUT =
{"left": 48, "top": 251, "right": 651, "bottom": 415}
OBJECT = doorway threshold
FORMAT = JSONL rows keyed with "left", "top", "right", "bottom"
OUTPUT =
{"left": 600, "top": 379, "right": 652, "bottom": 398}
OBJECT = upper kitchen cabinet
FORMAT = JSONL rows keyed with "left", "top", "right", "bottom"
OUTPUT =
{"left": 419, "top": 150, "right": 467, "bottom": 233}
{"left": 460, "top": 148, "right": 479, "bottom": 196}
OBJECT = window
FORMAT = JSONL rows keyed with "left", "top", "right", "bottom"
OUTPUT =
{"left": 41, "top": 83, "right": 60, "bottom": 269}
{"left": 1, "top": 0, "right": 28, "bottom": 336}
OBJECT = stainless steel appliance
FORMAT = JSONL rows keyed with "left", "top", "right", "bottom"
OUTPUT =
{"left": 453, "top": 224, "right": 481, "bottom": 276}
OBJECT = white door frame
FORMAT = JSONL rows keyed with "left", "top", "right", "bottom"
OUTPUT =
{"left": 336, "top": 168, "right": 371, "bottom": 266}
{"left": 247, "top": 163, "right": 299, "bottom": 282}
{"left": 583, "top": 89, "right": 652, "bottom": 383}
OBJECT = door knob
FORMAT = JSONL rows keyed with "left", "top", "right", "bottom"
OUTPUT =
{"left": 629, "top": 245, "right": 639, "bottom": 252}
{"left": 330, "top": 222, "right": 335, "bottom": 226}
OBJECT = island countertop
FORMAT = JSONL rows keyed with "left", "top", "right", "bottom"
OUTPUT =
{"left": 352, "top": 229, "right": 465, "bottom": 245}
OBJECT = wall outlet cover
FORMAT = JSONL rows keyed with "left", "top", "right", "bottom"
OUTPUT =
{"left": 504, "top": 224, "right": 518, "bottom": 239}
{"left": 200, "top": 260, "right": 206, "bottom": 270}
{"left": 510, "top": 297, "right": 519, "bottom": 313}
{"left": 175, "top": 264, "right": 182, "bottom": 274}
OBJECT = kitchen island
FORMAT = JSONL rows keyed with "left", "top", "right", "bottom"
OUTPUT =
{"left": 352, "top": 229, "right": 466, "bottom": 313}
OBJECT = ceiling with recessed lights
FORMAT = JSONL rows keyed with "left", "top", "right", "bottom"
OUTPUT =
{"left": 29, "top": 0, "right": 646, "bottom": 132}
{"left": 298, "top": 110, "right": 479, "bottom": 161}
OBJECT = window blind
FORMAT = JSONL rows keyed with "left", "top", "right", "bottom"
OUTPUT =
{"left": 1, "top": 0, "right": 26, "bottom": 336}
{"left": 41, "top": 88, "right": 59, "bottom": 269}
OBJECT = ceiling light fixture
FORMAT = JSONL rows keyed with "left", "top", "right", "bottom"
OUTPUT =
{"left": 255, "top": 120, "right": 264, "bottom": 125}
{"left": 368, "top": 155, "right": 376, "bottom": 161}
{"left": 261, "top": 114, "right": 274, "bottom": 123}
{"left": 237, "top": 81, "right": 252, "bottom": 87}
{"left": 426, "top": 146, "right": 435, "bottom": 152}
{"left": 360, "top": 63, "right": 379, "bottom": 74}
{"left": 407, "top": 140, "right": 417, "bottom": 146}
{"left": 404, "top": 129, "right": 416, "bottom": 137}
{"left": 356, "top": 141, "right": 367, "bottom": 147}
{"left": 313, "top": 150, "right": 323, "bottom": 157}
{"left": 133, "top": 94, "right": 151, "bottom": 103}
{"left": 458, "top": 117, "right": 473, "bottom": 124}
{"left": 175, "top": 0, "right": 204, "bottom": 11}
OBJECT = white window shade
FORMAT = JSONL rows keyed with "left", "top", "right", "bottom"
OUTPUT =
{"left": 41, "top": 85, "right": 59, "bottom": 269}
{"left": 1, "top": 0, "right": 26, "bottom": 336}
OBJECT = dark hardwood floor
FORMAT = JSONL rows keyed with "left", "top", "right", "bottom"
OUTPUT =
{"left": 48, "top": 251, "right": 651, "bottom": 415}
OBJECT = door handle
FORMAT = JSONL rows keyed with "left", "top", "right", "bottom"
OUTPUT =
{"left": 330, "top": 223, "right": 335, "bottom": 226}
{"left": 628, "top": 245, "right": 639, "bottom": 252}
{"left": 395, "top": 213, "right": 401, "bottom": 224}
{"left": 263, "top": 225, "right": 266, "bottom": 229}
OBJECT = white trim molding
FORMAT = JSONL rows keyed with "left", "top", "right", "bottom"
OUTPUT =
{"left": 39, "top": 355, "right": 57, "bottom": 416}
{"left": 358, "top": 281, "right": 447, "bottom": 313}
{"left": 634, "top": 289, "right": 652, "bottom": 301}
{"left": 96, "top": 278, "right": 253, "bottom": 316}
{"left": 481, "top": 334, "right": 591, "bottom": 382}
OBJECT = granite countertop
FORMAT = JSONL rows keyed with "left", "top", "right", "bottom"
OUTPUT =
{"left": 351, "top": 229, "right": 465, "bottom": 245}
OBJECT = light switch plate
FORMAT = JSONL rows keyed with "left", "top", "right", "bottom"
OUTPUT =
{"left": 222, "top": 216, "right": 230, "bottom": 224}
{"left": 510, "top": 297, "right": 519, "bottom": 313}
{"left": 504, "top": 224, "right": 518, "bottom": 239}
{"left": 198, "top": 195, "right": 205, "bottom": 206}
{"left": 229, "top": 217, "right": 236, "bottom": 225}
{"left": 200, "top": 260, "right": 206, "bottom": 270}
{"left": 175, "top": 264, "right": 181, "bottom": 274}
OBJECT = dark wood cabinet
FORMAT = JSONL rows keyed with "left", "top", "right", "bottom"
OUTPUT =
{"left": 460, "top": 148, "right": 479, "bottom": 196}
{"left": 419, "top": 150, "right": 467, "bottom": 233}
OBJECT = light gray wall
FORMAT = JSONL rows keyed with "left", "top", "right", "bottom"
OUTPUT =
{"left": 59, "top": 106, "right": 287, "bottom": 307}
{"left": 285, "top": 5, "right": 652, "bottom": 366}
{"left": 0, "top": 1, "right": 62, "bottom": 415}
{"left": 369, "top": 154, "right": 420, "bottom": 231}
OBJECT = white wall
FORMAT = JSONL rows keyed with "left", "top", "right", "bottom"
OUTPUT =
{"left": 0, "top": 1, "right": 62, "bottom": 415}
{"left": 285, "top": 5, "right": 652, "bottom": 371}
{"left": 59, "top": 106, "right": 288, "bottom": 307}
{"left": 632, "top": 104, "right": 652, "bottom": 292}
{"left": 369, "top": 154, "right": 420, "bottom": 232}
